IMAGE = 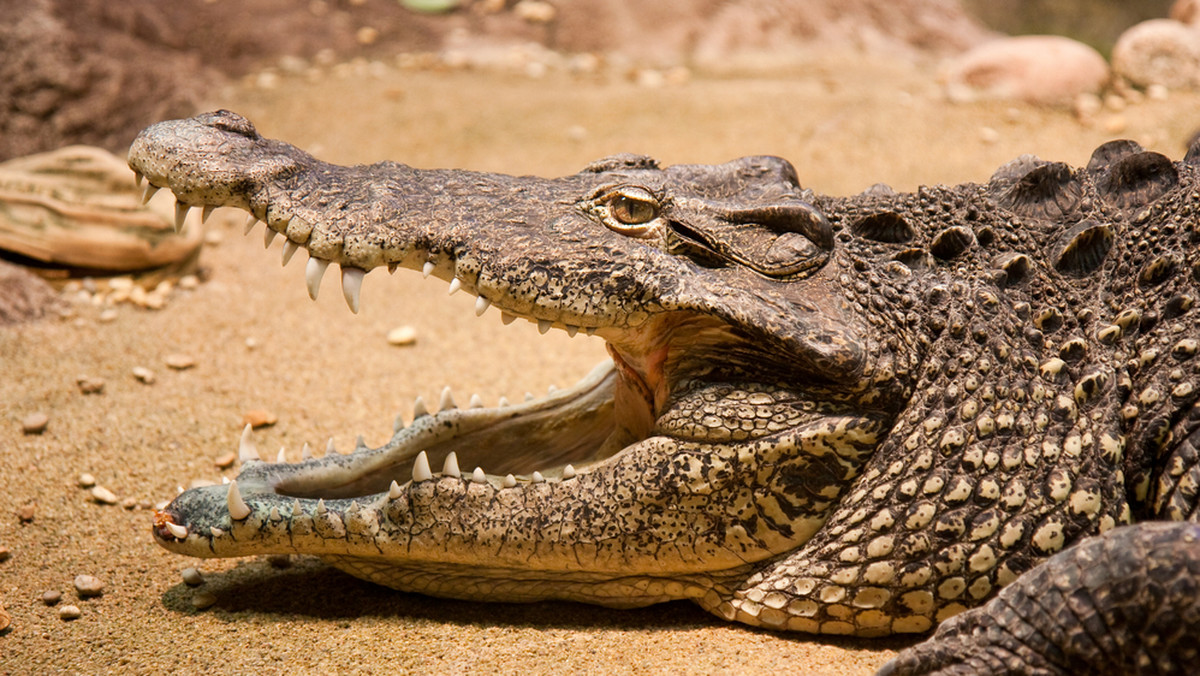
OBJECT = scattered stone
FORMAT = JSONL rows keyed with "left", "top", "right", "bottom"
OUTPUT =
{"left": 1147, "top": 83, "right": 1170, "bottom": 100}
{"left": 979, "top": 126, "right": 1000, "bottom": 144}
{"left": 16, "top": 502, "right": 36, "bottom": 523}
{"left": 244, "top": 337, "right": 259, "bottom": 350}
{"left": 73, "top": 574, "right": 104, "bottom": 598}
{"left": 1112, "top": 19, "right": 1200, "bottom": 90}
{"left": 181, "top": 567, "right": 205, "bottom": 587}
{"left": 42, "top": 590, "right": 62, "bottom": 606}
{"left": 514, "top": 0, "right": 556, "bottom": 23}
{"left": 386, "top": 325, "right": 418, "bottom": 346}
{"left": 943, "top": 35, "right": 1110, "bottom": 106}
{"left": 77, "top": 473, "right": 96, "bottom": 488}
{"left": 242, "top": 409, "right": 277, "bottom": 429}
{"left": 22, "top": 412, "right": 49, "bottom": 434}
{"left": 188, "top": 478, "right": 218, "bottom": 489}
{"left": 1104, "top": 115, "right": 1128, "bottom": 134}
{"left": 214, "top": 452, "right": 237, "bottom": 469}
{"left": 266, "top": 554, "right": 293, "bottom": 569}
{"left": 76, "top": 376, "right": 105, "bottom": 395}
{"left": 191, "top": 590, "right": 217, "bottom": 610}
{"left": 121, "top": 497, "right": 138, "bottom": 510}
{"left": 90, "top": 485, "right": 119, "bottom": 505}
{"left": 131, "top": 366, "right": 156, "bottom": 384}
{"left": 0, "top": 602, "right": 10, "bottom": 632}
{"left": 58, "top": 604, "right": 81, "bottom": 621}
{"left": 178, "top": 275, "right": 199, "bottom": 290}
{"left": 163, "top": 354, "right": 196, "bottom": 370}
{"left": 98, "top": 308, "right": 118, "bottom": 323}
{"left": 0, "top": 546, "right": 9, "bottom": 562}
{"left": 356, "top": 26, "right": 379, "bottom": 46}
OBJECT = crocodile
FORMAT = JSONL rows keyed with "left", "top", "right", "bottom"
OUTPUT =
{"left": 130, "top": 111, "right": 1200, "bottom": 674}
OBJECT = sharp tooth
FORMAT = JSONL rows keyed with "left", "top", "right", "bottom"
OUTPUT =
{"left": 238, "top": 424, "right": 258, "bottom": 463}
{"left": 227, "top": 480, "right": 251, "bottom": 520}
{"left": 222, "top": 477, "right": 229, "bottom": 484}
{"left": 301, "top": 442, "right": 312, "bottom": 460}
{"left": 387, "top": 262, "right": 398, "bottom": 274}
{"left": 174, "top": 202, "right": 190, "bottom": 232}
{"left": 388, "top": 480, "right": 403, "bottom": 499}
{"left": 244, "top": 214, "right": 259, "bottom": 235}
{"left": 468, "top": 394, "right": 484, "bottom": 409}
{"left": 422, "top": 261, "right": 435, "bottom": 278}
{"left": 566, "top": 325, "right": 579, "bottom": 337}
{"left": 316, "top": 498, "right": 327, "bottom": 515}
{"left": 210, "top": 527, "right": 224, "bottom": 538}
{"left": 471, "top": 467, "right": 487, "bottom": 483}
{"left": 525, "top": 392, "right": 534, "bottom": 401}
{"left": 585, "top": 327, "right": 597, "bottom": 337}
{"left": 447, "top": 278, "right": 462, "bottom": 295}
{"left": 537, "top": 319, "right": 552, "bottom": 334}
{"left": 269, "top": 506, "right": 280, "bottom": 521}
{"left": 164, "top": 521, "right": 188, "bottom": 539}
{"left": 142, "top": 184, "right": 160, "bottom": 204}
{"left": 501, "top": 312, "right": 517, "bottom": 325}
{"left": 548, "top": 385, "right": 558, "bottom": 394}
{"left": 474, "top": 296, "right": 491, "bottom": 316}
{"left": 413, "top": 396, "right": 429, "bottom": 418}
{"left": 439, "top": 386, "right": 456, "bottom": 411}
{"left": 498, "top": 396, "right": 510, "bottom": 407}
{"left": 531, "top": 471, "right": 545, "bottom": 483}
{"left": 562, "top": 464, "right": 577, "bottom": 479}
{"left": 281, "top": 240, "right": 300, "bottom": 266}
{"left": 442, "top": 451, "right": 460, "bottom": 477}
{"left": 325, "top": 438, "right": 336, "bottom": 455}
{"left": 355, "top": 435, "right": 366, "bottom": 451}
{"left": 202, "top": 205, "right": 216, "bottom": 224}
{"left": 341, "top": 266, "right": 365, "bottom": 314}
{"left": 306, "top": 257, "right": 330, "bottom": 300}
{"left": 264, "top": 227, "right": 278, "bottom": 248}
{"left": 502, "top": 474, "right": 516, "bottom": 488}
{"left": 276, "top": 447, "right": 288, "bottom": 463}
{"left": 412, "top": 450, "right": 432, "bottom": 482}
{"left": 133, "top": 170, "right": 144, "bottom": 187}
{"left": 393, "top": 414, "right": 405, "bottom": 432}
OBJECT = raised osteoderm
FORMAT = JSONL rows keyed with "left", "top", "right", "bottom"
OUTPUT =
{"left": 131, "top": 111, "right": 1200, "bottom": 674}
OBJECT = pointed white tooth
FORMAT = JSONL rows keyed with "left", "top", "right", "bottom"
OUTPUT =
{"left": 447, "top": 278, "right": 462, "bottom": 295}
{"left": 537, "top": 319, "right": 552, "bottom": 334}
{"left": 585, "top": 327, "right": 597, "bottom": 337}
{"left": 412, "top": 450, "right": 432, "bottom": 482}
{"left": 422, "top": 261, "right": 435, "bottom": 278}
{"left": 341, "top": 266, "right": 365, "bottom": 314}
{"left": 276, "top": 447, "right": 287, "bottom": 463}
{"left": 502, "top": 474, "right": 516, "bottom": 488}
{"left": 531, "top": 471, "right": 545, "bottom": 483}
{"left": 316, "top": 498, "right": 327, "bottom": 515}
{"left": 301, "top": 442, "right": 312, "bottom": 460}
{"left": 281, "top": 240, "right": 300, "bottom": 266}
{"left": 566, "top": 325, "right": 579, "bottom": 337}
{"left": 222, "top": 476, "right": 229, "bottom": 484}
{"left": 291, "top": 498, "right": 301, "bottom": 517}
{"left": 355, "top": 434, "right": 366, "bottom": 450}
{"left": 471, "top": 467, "right": 486, "bottom": 483}
{"left": 202, "top": 205, "right": 216, "bottom": 224}
{"left": 243, "top": 213, "right": 259, "bottom": 235}
{"left": 442, "top": 451, "right": 460, "bottom": 477}
{"left": 388, "top": 480, "right": 403, "bottom": 499}
{"left": 474, "top": 296, "right": 490, "bottom": 316}
{"left": 264, "top": 227, "right": 278, "bottom": 248}
{"left": 210, "top": 526, "right": 225, "bottom": 538}
{"left": 498, "top": 396, "right": 510, "bottom": 408}
{"left": 133, "top": 170, "right": 144, "bottom": 187}
{"left": 468, "top": 394, "right": 484, "bottom": 409}
{"left": 413, "top": 396, "right": 429, "bottom": 418}
{"left": 393, "top": 414, "right": 405, "bottom": 433}
{"left": 227, "top": 480, "right": 251, "bottom": 520}
{"left": 439, "top": 386, "right": 456, "bottom": 411}
{"left": 501, "top": 312, "right": 517, "bottom": 325}
{"left": 164, "top": 521, "right": 188, "bottom": 539}
{"left": 325, "top": 438, "right": 336, "bottom": 455}
{"left": 525, "top": 392, "right": 534, "bottom": 401}
{"left": 548, "top": 384, "right": 558, "bottom": 394}
{"left": 306, "top": 257, "right": 329, "bottom": 300}
{"left": 141, "top": 184, "right": 160, "bottom": 204}
{"left": 174, "top": 202, "right": 190, "bottom": 232}
{"left": 269, "top": 506, "right": 281, "bottom": 521}
{"left": 238, "top": 424, "right": 258, "bottom": 463}
{"left": 387, "top": 262, "right": 398, "bottom": 274}
{"left": 562, "top": 464, "right": 577, "bottom": 479}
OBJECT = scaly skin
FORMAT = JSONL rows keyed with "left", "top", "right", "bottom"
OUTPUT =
{"left": 130, "top": 111, "right": 1200, "bottom": 670}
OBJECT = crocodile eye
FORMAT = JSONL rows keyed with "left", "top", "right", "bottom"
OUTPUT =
{"left": 608, "top": 187, "right": 660, "bottom": 226}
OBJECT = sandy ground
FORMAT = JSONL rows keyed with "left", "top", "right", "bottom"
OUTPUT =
{"left": 2, "top": 56, "right": 1199, "bottom": 674}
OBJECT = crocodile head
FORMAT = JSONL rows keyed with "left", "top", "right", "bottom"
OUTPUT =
{"left": 132, "top": 110, "right": 901, "bottom": 605}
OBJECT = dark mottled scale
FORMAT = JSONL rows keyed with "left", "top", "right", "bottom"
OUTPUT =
{"left": 1138, "top": 255, "right": 1177, "bottom": 287}
{"left": 1086, "top": 139, "right": 1144, "bottom": 172}
{"left": 1000, "top": 161, "right": 1081, "bottom": 219}
{"left": 851, "top": 211, "right": 915, "bottom": 243}
{"left": 1053, "top": 220, "right": 1113, "bottom": 276}
{"left": 894, "top": 248, "right": 935, "bottom": 270}
{"left": 993, "top": 253, "right": 1031, "bottom": 286}
{"left": 930, "top": 226, "right": 975, "bottom": 260}
{"left": 1164, "top": 294, "right": 1195, "bottom": 319}
{"left": 1097, "top": 151, "right": 1179, "bottom": 210}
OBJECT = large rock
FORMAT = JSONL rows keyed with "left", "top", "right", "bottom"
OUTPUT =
{"left": 1112, "top": 18, "right": 1200, "bottom": 90}
{"left": 942, "top": 35, "right": 1110, "bottom": 106}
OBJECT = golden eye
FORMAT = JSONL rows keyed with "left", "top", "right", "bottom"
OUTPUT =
{"left": 608, "top": 188, "right": 659, "bottom": 226}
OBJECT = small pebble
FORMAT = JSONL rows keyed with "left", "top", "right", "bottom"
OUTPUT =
{"left": 0, "top": 602, "right": 10, "bottom": 631}
{"left": 76, "top": 376, "right": 105, "bottom": 395}
{"left": 266, "top": 554, "right": 293, "bottom": 569}
{"left": 163, "top": 354, "right": 196, "bottom": 370}
{"left": 181, "top": 567, "right": 205, "bottom": 587}
{"left": 77, "top": 473, "right": 96, "bottom": 488}
{"left": 59, "top": 605, "right": 81, "bottom": 621}
{"left": 191, "top": 591, "right": 217, "bottom": 610}
{"left": 42, "top": 590, "right": 62, "bottom": 606}
{"left": 244, "top": 337, "right": 259, "bottom": 350}
{"left": 214, "top": 452, "right": 237, "bottom": 469}
{"left": 386, "top": 325, "right": 418, "bottom": 346}
{"left": 90, "top": 486, "right": 119, "bottom": 505}
{"left": 0, "top": 546, "right": 9, "bottom": 562}
{"left": 16, "top": 502, "right": 36, "bottom": 523}
{"left": 73, "top": 574, "right": 104, "bottom": 598}
{"left": 22, "top": 412, "right": 49, "bottom": 434}
{"left": 178, "top": 275, "right": 199, "bottom": 290}
{"left": 242, "top": 409, "right": 277, "bottom": 429}
{"left": 98, "top": 308, "right": 118, "bottom": 323}
{"left": 121, "top": 498, "right": 138, "bottom": 510}
{"left": 131, "top": 366, "right": 156, "bottom": 384}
